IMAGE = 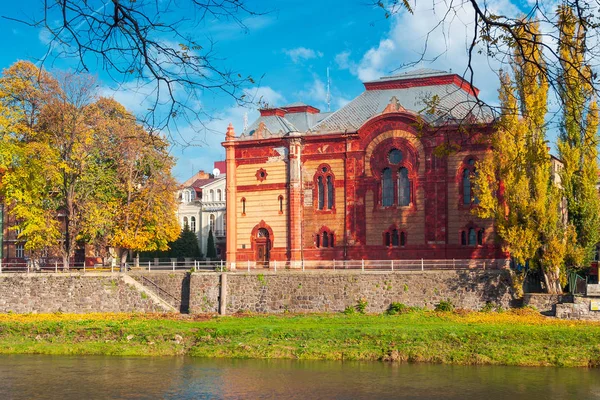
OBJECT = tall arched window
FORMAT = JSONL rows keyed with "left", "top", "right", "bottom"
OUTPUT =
{"left": 318, "top": 176, "right": 325, "bottom": 210}
{"left": 461, "top": 231, "right": 467, "bottom": 245}
{"left": 316, "top": 234, "right": 320, "bottom": 248}
{"left": 385, "top": 232, "right": 391, "bottom": 247}
{"left": 468, "top": 228, "right": 476, "bottom": 246}
{"left": 278, "top": 195, "right": 284, "bottom": 214}
{"left": 322, "top": 231, "right": 329, "bottom": 247}
{"left": 327, "top": 176, "right": 334, "bottom": 209}
{"left": 314, "top": 165, "right": 335, "bottom": 211}
{"left": 391, "top": 229, "right": 399, "bottom": 246}
{"left": 462, "top": 157, "right": 478, "bottom": 205}
{"left": 463, "top": 169, "right": 472, "bottom": 205}
{"left": 400, "top": 231, "right": 406, "bottom": 247}
{"left": 190, "top": 217, "right": 196, "bottom": 232}
{"left": 382, "top": 168, "right": 393, "bottom": 207}
{"left": 217, "top": 189, "right": 222, "bottom": 201}
{"left": 241, "top": 198, "right": 246, "bottom": 216}
{"left": 398, "top": 167, "right": 410, "bottom": 206}
{"left": 209, "top": 214, "right": 215, "bottom": 232}
{"left": 477, "top": 230, "right": 484, "bottom": 245}
{"left": 377, "top": 147, "right": 413, "bottom": 208}
{"left": 183, "top": 217, "right": 189, "bottom": 228}
{"left": 210, "top": 189, "right": 215, "bottom": 201}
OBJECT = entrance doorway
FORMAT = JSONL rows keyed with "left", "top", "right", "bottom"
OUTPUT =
{"left": 255, "top": 228, "right": 270, "bottom": 268}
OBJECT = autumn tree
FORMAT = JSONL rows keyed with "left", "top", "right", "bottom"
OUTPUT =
{"left": 0, "top": 61, "right": 100, "bottom": 268}
{"left": 92, "top": 98, "right": 180, "bottom": 267}
{"left": 474, "top": 22, "right": 575, "bottom": 294}
{"left": 556, "top": 5, "right": 600, "bottom": 269}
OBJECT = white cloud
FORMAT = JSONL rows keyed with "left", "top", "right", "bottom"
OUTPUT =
{"left": 343, "top": 0, "right": 521, "bottom": 102}
{"left": 335, "top": 51, "right": 353, "bottom": 70}
{"left": 243, "top": 86, "right": 286, "bottom": 108}
{"left": 284, "top": 47, "right": 323, "bottom": 63}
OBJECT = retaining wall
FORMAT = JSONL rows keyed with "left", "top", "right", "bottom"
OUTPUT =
{"left": 0, "top": 274, "right": 165, "bottom": 313}
{"left": 0, "top": 270, "right": 515, "bottom": 314}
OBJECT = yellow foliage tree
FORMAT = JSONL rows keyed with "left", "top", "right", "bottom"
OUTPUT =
{"left": 474, "top": 22, "right": 575, "bottom": 294}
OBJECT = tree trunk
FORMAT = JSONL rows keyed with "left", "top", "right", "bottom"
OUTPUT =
{"left": 61, "top": 253, "right": 70, "bottom": 271}
{"left": 119, "top": 249, "right": 128, "bottom": 272}
{"left": 542, "top": 266, "right": 563, "bottom": 294}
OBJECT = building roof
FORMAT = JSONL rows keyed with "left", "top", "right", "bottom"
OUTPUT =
{"left": 238, "top": 68, "right": 493, "bottom": 140}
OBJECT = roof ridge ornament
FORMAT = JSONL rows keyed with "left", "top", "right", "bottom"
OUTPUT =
{"left": 255, "top": 121, "right": 266, "bottom": 139}
{"left": 382, "top": 96, "right": 406, "bottom": 114}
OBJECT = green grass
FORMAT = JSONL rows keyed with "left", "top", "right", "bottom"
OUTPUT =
{"left": 1, "top": 310, "right": 599, "bottom": 367}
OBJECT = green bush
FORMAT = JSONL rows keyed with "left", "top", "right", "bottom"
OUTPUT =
{"left": 387, "top": 302, "right": 409, "bottom": 315}
{"left": 435, "top": 299, "right": 455, "bottom": 312}
{"left": 356, "top": 298, "right": 368, "bottom": 314}
{"left": 481, "top": 302, "right": 494, "bottom": 313}
{"left": 343, "top": 306, "right": 356, "bottom": 315}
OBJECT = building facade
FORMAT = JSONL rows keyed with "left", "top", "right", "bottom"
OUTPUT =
{"left": 176, "top": 163, "right": 226, "bottom": 259}
{"left": 223, "top": 69, "right": 509, "bottom": 268}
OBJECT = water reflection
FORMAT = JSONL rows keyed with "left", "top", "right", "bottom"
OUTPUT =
{"left": 0, "top": 355, "right": 599, "bottom": 399}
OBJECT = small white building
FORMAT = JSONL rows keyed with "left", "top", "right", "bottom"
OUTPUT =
{"left": 176, "top": 164, "right": 226, "bottom": 259}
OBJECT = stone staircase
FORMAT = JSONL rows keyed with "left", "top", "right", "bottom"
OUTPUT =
{"left": 121, "top": 275, "right": 178, "bottom": 313}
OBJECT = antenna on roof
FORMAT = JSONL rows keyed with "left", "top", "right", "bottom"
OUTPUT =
{"left": 243, "top": 112, "right": 248, "bottom": 132}
{"left": 326, "top": 67, "right": 331, "bottom": 112}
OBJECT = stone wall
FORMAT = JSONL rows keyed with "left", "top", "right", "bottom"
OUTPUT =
{"left": 522, "top": 293, "right": 573, "bottom": 315}
{"left": 0, "top": 274, "right": 165, "bottom": 313}
{"left": 0, "top": 270, "right": 514, "bottom": 314}
{"left": 556, "top": 297, "right": 600, "bottom": 320}
{"left": 188, "top": 273, "right": 220, "bottom": 314}
{"left": 129, "top": 272, "right": 191, "bottom": 312}
{"left": 223, "top": 270, "right": 514, "bottom": 314}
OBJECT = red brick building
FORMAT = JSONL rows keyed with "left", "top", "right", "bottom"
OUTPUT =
{"left": 223, "top": 69, "right": 508, "bottom": 267}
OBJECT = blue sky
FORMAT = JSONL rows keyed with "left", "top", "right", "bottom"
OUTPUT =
{"left": 1, "top": 0, "right": 533, "bottom": 181}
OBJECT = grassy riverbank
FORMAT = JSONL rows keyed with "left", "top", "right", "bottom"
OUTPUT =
{"left": 0, "top": 309, "right": 599, "bottom": 367}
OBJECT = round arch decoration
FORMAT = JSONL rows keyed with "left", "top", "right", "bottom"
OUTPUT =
{"left": 250, "top": 220, "right": 274, "bottom": 250}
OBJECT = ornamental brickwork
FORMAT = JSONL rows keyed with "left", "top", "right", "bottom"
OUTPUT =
{"left": 223, "top": 69, "right": 508, "bottom": 268}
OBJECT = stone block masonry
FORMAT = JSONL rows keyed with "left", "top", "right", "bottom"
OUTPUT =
{"left": 223, "top": 270, "right": 514, "bottom": 314}
{"left": 0, "top": 273, "right": 167, "bottom": 313}
{"left": 0, "top": 270, "right": 514, "bottom": 314}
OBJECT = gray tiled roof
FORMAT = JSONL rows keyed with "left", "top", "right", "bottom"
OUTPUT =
{"left": 239, "top": 69, "right": 493, "bottom": 139}
{"left": 365, "top": 68, "right": 450, "bottom": 83}
{"left": 312, "top": 84, "right": 493, "bottom": 133}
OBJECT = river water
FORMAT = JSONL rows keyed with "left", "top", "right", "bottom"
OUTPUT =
{"left": 0, "top": 355, "right": 598, "bottom": 399}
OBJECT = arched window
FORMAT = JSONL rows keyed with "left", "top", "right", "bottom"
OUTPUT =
{"left": 217, "top": 189, "right": 222, "bottom": 201}
{"left": 462, "top": 157, "right": 479, "bottom": 205}
{"left": 315, "top": 227, "right": 334, "bottom": 248}
{"left": 190, "top": 217, "right": 196, "bottom": 232}
{"left": 210, "top": 189, "right": 215, "bottom": 201}
{"left": 318, "top": 176, "right": 325, "bottom": 210}
{"left": 209, "top": 214, "right": 215, "bottom": 232}
{"left": 382, "top": 168, "right": 393, "bottom": 206}
{"left": 384, "top": 227, "right": 404, "bottom": 247}
{"left": 377, "top": 147, "right": 413, "bottom": 208}
{"left": 241, "top": 198, "right": 246, "bottom": 216}
{"left": 477, "top": 230, "right": 484, "bottom": 245}
{"left": 314, "top": 165, "right": 335, "bottom": 211}
{"left": 327, "top": 176, "right": 334, "bottom": 209}
{"left": 461, "top": 231, "right": 467, "bottom": 245}
{"left": 398, "top": 167, "right": 410, "bottom": 206}
{"left": 183, "top": 217, "right": 189, "bottom": 228}
{"left": 391, "top": 229, "right": 399, "bottom": 246}
{"left": 468, "top": 228, "right": 476, "bottom": 246}
{"left": 463, "top": 169, "right": 472, "bottom": 205}
{"left": 278, "top": 195, "right": 284, "bottom": 214}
